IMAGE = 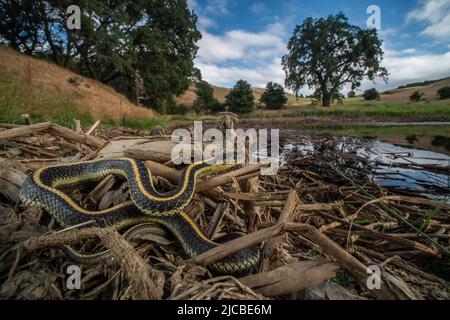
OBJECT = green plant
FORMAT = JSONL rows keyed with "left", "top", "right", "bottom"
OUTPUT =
{"left": 176, "top": 103, "right": 189, "bottom": 115}
{"left": 347, "top": 91, "right": 356, "bottom": 98}
{"left": 225, "top": 79, "right": 255, "bottom": 114}
{"left": 193, "top": 80, "right": 222, "bottom": 113}
{"left": 363, "top": 88, "right": 380, "bottom": 101}
{"left": 68, "top": 76, "right": 82, "bottom": 87}
{"left": 118, "top": 116, "right": 166, "bottom": 131}
{"left": 437, "top": 86, "right": 450, "bottom": 100}
{"left": 166, "top": 95, "right": 179, "bottom": 115}
{"left": 0, "top": 78, "right": 93, "bottom": 127}
{"left": 260, "top": 82, "right": 288, "bottom": 109}
{"left": 409, "top": 90, "right": 424, "bottom": 102}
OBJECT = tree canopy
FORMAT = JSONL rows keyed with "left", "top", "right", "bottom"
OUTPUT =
{"left": 225, "top": 80, "right": 255, "bottom": 114}
{"left": 193, "top": 81, "right": 222, "bottom": 113}
{"left": 363, "top": 88, "right": 380, "bottom": 101}
{"left": 282, "top": 12, "right": 388, "bottom": 107}
{"left": 0, "top": 0, "right": 202, "bottom": 110}
{"left": 260, "top": 82, "right": 288, "bottom": 109}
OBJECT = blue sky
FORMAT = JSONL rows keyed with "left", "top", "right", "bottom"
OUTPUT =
{"left": 188, "top": 0, "right": 450, "bottom": 94}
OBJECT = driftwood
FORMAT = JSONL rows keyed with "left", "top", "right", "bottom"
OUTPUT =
{"left": 124, "top": 140, "right": 176, "bottom": 163}
{"left": 0, "top": 122, "right": 52, "bottom": 141}
{"left": 0, "top": 167, "right": 27, "bottom": 204}
{"left": 239, "top": 260, "right": 340, "bottom": 297}
{"left": 0, "top": 122, "right": 105, "bottom": 149}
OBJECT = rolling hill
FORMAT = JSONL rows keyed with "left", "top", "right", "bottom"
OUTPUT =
{"left": 380, "top": 77, "right": 450, "bottom": 102}
{"left": 176, "top": 84, "right": 299, "bottom": 106}
{"left": 176, "top": 76, "right": 450, "bottom": 108}
{"left": 0, "top": 46, "right": 156, "bottom": 125}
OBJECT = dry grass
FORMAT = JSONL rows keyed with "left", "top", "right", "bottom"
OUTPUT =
{"left": 0, "top": 46, "right": 156, "bottom": 123}
{"left": 175, "top": 84, "right": 300, "bottom": 106}
{"left": 381, "top": 78, "right": 450, "bottom": 102}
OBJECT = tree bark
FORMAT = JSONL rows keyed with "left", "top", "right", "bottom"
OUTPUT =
{"left": 322, "top": 92, "right": 331, "bottom": 107}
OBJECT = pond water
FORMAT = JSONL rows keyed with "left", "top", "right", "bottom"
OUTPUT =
{"left": 288, "top": 123, "right": 450, "bottom": 156}
{"left": 277, "top": 123, "right": 450, "bottom": 202}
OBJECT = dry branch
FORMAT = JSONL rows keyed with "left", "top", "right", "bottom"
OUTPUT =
{"left": 49, "top": 123, "right": 105, "bottom": 149}
{"left": 0, "top": 122, "right": 51, "bottom": 141}
{"left": 239, "top": 260, "right": 340, "bottom": 296}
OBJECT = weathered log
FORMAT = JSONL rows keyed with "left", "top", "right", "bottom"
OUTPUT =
{"left": 0, "top": 122, "right": 51, "bottom": 141}
{"left": 239, "top": 260, "right": 340, "bottom": 297}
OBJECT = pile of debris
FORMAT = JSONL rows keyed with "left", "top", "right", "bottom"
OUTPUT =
{"left": 0, "top": 120, "right": 449, "bottom": 300}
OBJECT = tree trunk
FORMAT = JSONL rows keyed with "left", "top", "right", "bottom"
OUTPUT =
{"left": 322, "top": 93, "right": 331, "bottom": 107}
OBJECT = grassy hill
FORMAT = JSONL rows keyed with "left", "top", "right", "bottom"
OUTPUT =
{"left": 380, "top": 77, "right": 450, "bottom": 102}
{"left": 175, "top": 76, "right": 450, "bottom": 109}
{"left": 0, "top": 46, "right": 156, "bottom": 128}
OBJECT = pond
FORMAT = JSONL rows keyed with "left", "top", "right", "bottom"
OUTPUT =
{"left": 276, "top": 123, "right": 450, "bottom": 202}
{"left": 288, "top": 123, "right": 450, "bottom": 156}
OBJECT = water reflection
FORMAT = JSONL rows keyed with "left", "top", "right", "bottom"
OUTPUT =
{"left": 282, "top": 135, "right": 450, "bottom": 202}
{"left": 432, "top": 136, "right": 450, "bottom": 152}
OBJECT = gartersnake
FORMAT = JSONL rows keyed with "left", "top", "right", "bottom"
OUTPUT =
{"left": 19, "top": 158, "right": 260, "bottom": 274}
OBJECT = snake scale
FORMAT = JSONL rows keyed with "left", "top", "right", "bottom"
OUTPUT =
{"left": 19, "top": 158, "right": 260, "bottom": 274}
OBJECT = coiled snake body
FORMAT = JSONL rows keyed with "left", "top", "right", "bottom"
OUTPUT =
{"left": 19, "top": 158, "right": 259, "bottom": 274}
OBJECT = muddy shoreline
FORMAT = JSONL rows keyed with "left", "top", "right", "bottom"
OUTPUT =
{"left": 169, "top": 114, "right": 450, "bottom": 130}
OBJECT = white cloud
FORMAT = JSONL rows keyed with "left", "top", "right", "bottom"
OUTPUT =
{"left": 250, "top": 3, "right": 268, "bottom": 15}
{"left": 407, "top": 0, "right": 450, "bottom": 39}
{"left": 358, "top": 50, "right": 450, "bottom": 91}
{"left": 196, "top": 24, "right": 286, "bottom": 63}
{"left": 196, "top": 58, "right": 286, "bottom": 89}
{"left": 384, "top": 51, "right": 450, "bottom": 83}
{"left": 195, "top": 22, "right": 290, "bottom": 89}
{"left": 205, "top": 0, "right": 230, "bottom": 15}
{"left": 198, "top": 17, "right": 216, "bottom": 30}
{"left": 188, "top": 0, "right": 199, "bottom": 11}
{"left": 400, "top": 48, "right": 417, "bottom": 55}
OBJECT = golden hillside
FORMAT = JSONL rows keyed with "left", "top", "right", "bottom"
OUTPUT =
{"left": 176, "top": 83, "right": 298, "bottom": 106}
{"left": 0, "top": 46, "right": 156, "bottom": 123}
{"left": 380, "top": 78, "right": 450, "bottom": 101}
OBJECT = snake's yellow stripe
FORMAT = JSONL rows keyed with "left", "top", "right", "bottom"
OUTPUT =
{"left": 20, "top": 158, "right": 259, "bottom": 274}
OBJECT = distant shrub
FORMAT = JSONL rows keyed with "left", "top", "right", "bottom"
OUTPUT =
{"left": 194, "top": 81, "right": 221, "bottom": 113}
{"left": 68, "top": 76, "right": 81, "bottom": 86}
{"left": 409, "top": 91, "right": 424, "bottom": 102}
{"left": 176, "top": 103, "right": 189, "bottom": 115}
{"left": 166, "top": 97, "right": 189, "bottom": 115}
{"left": 437, "top": 86, "right": 450, "bottom": 100}
{"left": 165, "top": 96, "right": 178, "bottom": 114}
{"left": 260, "top": 82, "right": 287, "bottom": 109}
{"left": 347, "top": 91, "right": 356, "bottom": 98}
{"left": 192, "top": 101, "right": 201, "bottom": 114}
{"left": 363, "top": 88, "right": 379, "bottom": 101}
{"left": 225, "top": 79, "right": 255, "bottom": 114}
{"left": 211, "top": 100, "right": 225, "bottom": 112}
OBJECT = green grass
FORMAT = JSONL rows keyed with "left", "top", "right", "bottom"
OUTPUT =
{"left": 165, "top": 114, "right": 218, "bottom": 122}
{"left": 239, "top": 100, "right": 450, "bottom": 120}
{"left": 0, "top": 77, "right": 167, "bottom": 131}
{"left": 170, "top": 100, "right": 450, "bottom": 123}
{"left": 0, "top": 78, "right": 94, "bottom": 128}
{"left": 294, "top": 101, "right": 450, "bottom": 118}
{"left": 116, "top": 116, "right": 167, "bottom": 131}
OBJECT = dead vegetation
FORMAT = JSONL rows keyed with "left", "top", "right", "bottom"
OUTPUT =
{"left": 0, "top": 118, "right": 449, "bottom": 300}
